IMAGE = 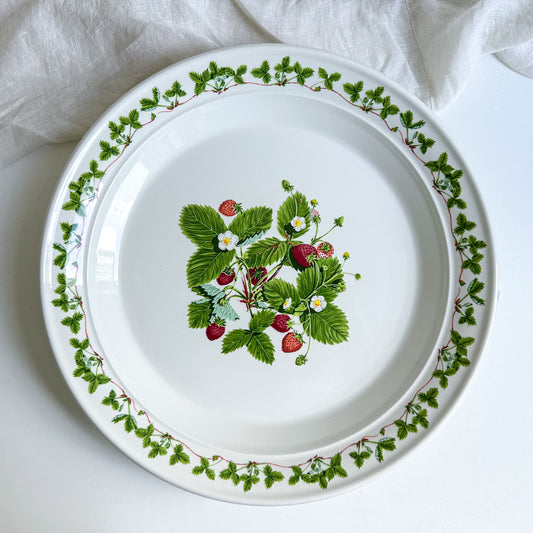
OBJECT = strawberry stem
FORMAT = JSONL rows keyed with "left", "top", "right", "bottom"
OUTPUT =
{"left": 311, "top": 224, "right": 337, "bottom": 245}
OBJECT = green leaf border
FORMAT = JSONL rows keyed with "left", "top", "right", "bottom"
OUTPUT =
{"left": 49, "top": 55, "right": 488, "bottom": 493}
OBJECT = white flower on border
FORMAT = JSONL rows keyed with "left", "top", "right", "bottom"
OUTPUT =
{"left": 282, "top": 297, "right": 292, "bottom": 310}
{"left": 290, "top": 216, "right": 306, "bottom": 232}
{"left": 217, "top": 231, "right": 239, "bottom": 251}
{"left": 310, "top": 295, "right": 327, "bottom": 312}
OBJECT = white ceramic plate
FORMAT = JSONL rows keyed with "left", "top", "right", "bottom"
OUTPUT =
{"left": 41, "top": 44, "right": 496, "bottom": 504}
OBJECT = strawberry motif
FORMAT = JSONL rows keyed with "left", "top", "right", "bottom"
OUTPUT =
{"left": 248, "top": 266, "right": 267, "bottom": 286}
{"left": 291, "top": 243, "right": 317, "bottom": 267}
{"left": 179, "top": 179, "right": 356, "bottom": 367}
{"left": 281, "top": 332, "right": 303, "bottom": 353}
{"left": 218, "top": 199, "right": 242, "bottom": 217}
{"left": 217, "top": 268, "right": 235, "bottom": 285}
{"left": 316, "top": 241, "right": 334, "bottom": 258}
{"left": 206, "top": 323, "right": 225, "bottom": 341}
{"left": 271, "top": 314, "right": 290, "bottom": 333}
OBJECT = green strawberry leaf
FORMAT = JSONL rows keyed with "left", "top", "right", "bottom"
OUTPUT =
{"left": 350, "top": 450, "right": 372, "bottom": 468}
{"left": 243, "top": 237, "right": 289, "bottom": 268}
{"left": 179, "top": 204, "right": 227, "bottom": 247}
{"left": 53, "top": 243, "right": 67, "bottom": 269}
{"left": 276, "top": 191, "right": 310, "bottom": 238}
{"left": 302, "top": 303, "right": 349, "bottom": 345}
{"left": 251, "top": 60, "right": 271, "bottom": 83}
{"left": 188, "top": 301, "right": 212, "bottom": 329}
{"left": 296, "top": 257, "right": 343, "bottom": 299}
{"left": 263, "top": 464, "right": 284, "bottom": 488}
{"left": 220, "top": 461, "right": 241, "bottom": 486}
{"left": 169, "top": 444, "right": 190, "bottom": 465}
{"left": 343, "top": 81, "right": 364, "bottom": 102}
{"left": 228, "top": 206, "right": 273, "bottom": 243}
{"left": 247, "top": 332, "right": 275, "bottom": 365}
{"left": 186, "top": 248, "right": 234, "bottom": 287}
{"left": 249, "top": 310, "right": 276, "bottom": 332}
{"left": 262, "top": 279, "right": 299, "bottom": 312}
{"left": 221, "top": 329, "right": 252, "bottom": 354}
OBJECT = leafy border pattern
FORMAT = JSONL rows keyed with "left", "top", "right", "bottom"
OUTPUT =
{"left": 50, "top": 57, "right": 486, "bottom": 492}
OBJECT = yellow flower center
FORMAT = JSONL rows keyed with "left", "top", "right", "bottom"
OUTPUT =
{"left": 223, "top": 238, "right": 231, "bottom": 245}
{"left": 295, "top": 220, "right": 301, "bottom": 226}
{"left": 313, "top": 300, "right": 321, "bottom": 307}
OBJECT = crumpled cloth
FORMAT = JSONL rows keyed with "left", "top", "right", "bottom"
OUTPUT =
{"left": 1, "top": 0, "right": 532, "bottom": 169}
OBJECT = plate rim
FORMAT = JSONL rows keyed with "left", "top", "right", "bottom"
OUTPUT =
{"left": 40, "top": 43, "right": 498, "bottom": 505}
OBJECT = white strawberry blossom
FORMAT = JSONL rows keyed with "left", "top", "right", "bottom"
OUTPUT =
{"left": 282, "top": 297, "right": 292, "bottom": 310}
{"left": 310, "top": 295, "right": 327, "bottom": 312}
{"left": 217, "top": 231, "right": 239, "bottom": 251}
{"left": 290, "top": 216, "right": 306, "bottom": 232}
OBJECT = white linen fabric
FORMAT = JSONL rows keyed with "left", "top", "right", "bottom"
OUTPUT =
{"left": 0, "top": 0, "right": 531, "bottom": 168}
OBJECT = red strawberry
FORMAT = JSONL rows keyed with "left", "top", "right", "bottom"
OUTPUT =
{"left": 291, "top": 244, "right": 317, "bottom": 267}
{"left": 248, "top": 267, "right": 267, "bottom": 286}
{"left": 218, "top": 199, "right": 242, "bottom": 217}
{"left": 316, "top": 241, "right": 334, "bottom": 258}
{"left": 271, "top": 314, "right": 290, "bottom": 333}
{"left": 217, "top": 269, "right": 235, "bottom": 285}
{"left": 206, "top": 323, "right": 225, "bottom": 341}
{"left": 281, "top": 332, "right": 303, "bottom": 353}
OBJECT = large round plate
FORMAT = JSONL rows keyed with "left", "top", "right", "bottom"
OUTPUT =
{"left": 41, "top": 44, "right": 496, "bottom": 504}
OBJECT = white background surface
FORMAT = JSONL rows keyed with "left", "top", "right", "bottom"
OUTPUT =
{"left": 1, "top": 54, "right": 532, "bottom": 532}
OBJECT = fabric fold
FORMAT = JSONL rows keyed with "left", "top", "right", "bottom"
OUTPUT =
{"left": 0, "top": 0, "right": 531, "bottom": 168}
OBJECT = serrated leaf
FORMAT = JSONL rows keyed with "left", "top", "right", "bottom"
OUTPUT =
{"left": 378, "top": 437, "right": 396, "bottom": 451}
{"left": 179, "top": 204, "right": 227, "bottom": 246}
{"left": 350, "top": 451, "right": 370, "bottom": 468}
{"left": 318, "top": 473, "right": 328, "bottom": 489}
{"left": 263, "top": 464, "right": 284, "bottom": 488}
{"left": 239, "top": 231, "right": 266, "bottom": 247}
{"left": 199, "top": 283, "right": 224, "bottom": 298}
{"left": 87, "top": 377, "right": 99, "bottom": 394}
{"left": 221, "top": 329, "right": 251, "bottom": 354}
{"left": 343, "top": 81, "right": 363, "bottom": 102}
{"left": 296, "top": 257, "right": 343, "bottom": 299}
{"left": 400, "top": 111, "right": 412, "bottom": 128}
{"left": 97, "top": 374, "right": 110, "bottom": 385}
{"left": 52, "top": 294, "right": 69, "bottom": 312}
{"left": 375, "top": 446, "right": 384, "bottom": 463}
{"left": 220, "top": 461, "right": 238, "bottom": 479}
{"left": 302, "top": 303, "right": 349, "bottom": 345}
{"left": 169, "top": 444, "right": 190, "bottom": 465}
{"left": 189, "top": 71, "right": 202, "bottom": 83}
{"left": 228, "top": 206, "right": 272, "bottom": 242}
{"left": 186, "top": 247, "right": 234, "bottom": 288}
{"left": 276, "top": 191, "right": 311, "bottom": 238}
{"left": 249, "top": 310, "right": 276, "bottom": 332}
{"left": 262, "top": 279, "right": 299, "bottom": 311}
{"left": 243, "top": 237, "right": 289, "bottom": 268}
{"left": 212, "top": 299, "right": 239, "bottom": 322}
{"left": 251, "top": 60, "right": 271, "bottom": 83}
{"left": 124, "top": 415, "right": 137, "bottom": 433}
{"left": 188, "top": 301, "right": 211, "bottom": 329}
{"left": 247, "top": 332, "right": 275, "bottom": 364}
